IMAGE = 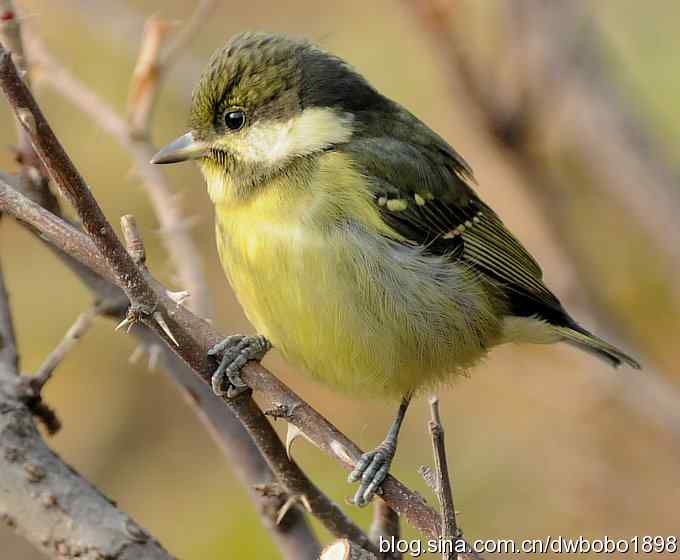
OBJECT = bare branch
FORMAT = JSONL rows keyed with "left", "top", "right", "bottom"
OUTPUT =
{"left": 0, "top": 364, "right": 176, "bottom": 559}
{"left": 126, "top": 15, "right": 174, "bottom": 137}
{"left": 427, "top": 397, "right": 459, "bottom": 560}
{"left": 0, "top": 174, "right": 444, "bottom": 543}
{"left": 27, "top": 33, "right": 212, "bottom": 317}
{"left": 30, "top": 307, "right": 98, "bottom": 391}
{"left": 0, "top": 0, "right": 51, "bottom": 206}
{"left": 0, "top": 256, "right": 175, "bottom": 559}
{"left": 126, "top": 0, "right": 217, "bottom": 135}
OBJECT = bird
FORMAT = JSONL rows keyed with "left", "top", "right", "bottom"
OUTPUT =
{"left": 152, "top": 31, "right": 640, "bottom": 507}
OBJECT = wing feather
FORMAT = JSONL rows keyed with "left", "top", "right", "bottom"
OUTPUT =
{"left": 341, "top": 117, "right": 565, "bottom": 318}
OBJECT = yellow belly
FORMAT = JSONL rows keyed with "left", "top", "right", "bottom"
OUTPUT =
{"left": 210, "top": 153, "right": 501, "bottom": 398}
{"left": 216, "top": 211, "right": 501, "bottom": 398}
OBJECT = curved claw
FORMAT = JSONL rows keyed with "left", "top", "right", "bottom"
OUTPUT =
{"left": 208, "top": 334, "right": 271, "bottom": 397}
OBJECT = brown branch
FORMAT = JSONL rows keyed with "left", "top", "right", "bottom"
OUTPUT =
{"left": 0, "top": 0, "right": 51, "bottom": 209}
{"left": 427, "top": 397, "right": 459, "bottom": 560}
{"left": 3, "top": 16, "right": 321, "bottom": 556}
{"left": 0, "top": 68, "right": 449, "bottom": 546}
{"left": 0, "top": 256, "right": 175, "bottom": 559}
{"left": 1, "top": 48, "right": 157, "bottom": 312}
{"left": 30, "top": 306, "right": 99, "bottom": 391}
{"left": 126, "top": 0, "right": 217, "bottom": 135}
{"left": 28, "top": 32, "right": 212, "bottom": 317}
{"left": 0, "top": 43, "right": 371, "bottom": 555}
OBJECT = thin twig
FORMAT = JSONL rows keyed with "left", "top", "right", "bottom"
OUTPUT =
{"left": 27, "top": 33, "right": 212, "bottom": 317}
{"left": 30, "top": 306, "right": 99, "bottom": 390}
{"left": 428, "top": 396, "right": 459, "bottom": 560}
{"left": 0, "top": 0, "right": 51, "bottom": 206}
{"left": 127, "top": 0, "right": 217, "bottom": 135}
{"left": 121, "top": 214, "right": 147, "bottom": 266}
{"left": 126, "top": 15, "right": 173, "bottom": 137}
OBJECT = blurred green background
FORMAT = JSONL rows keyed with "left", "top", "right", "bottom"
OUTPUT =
{"left": 1, "top": 1, "right": 679, "bottom": 558}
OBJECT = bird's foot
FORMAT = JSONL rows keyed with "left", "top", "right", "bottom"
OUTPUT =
{"left": 207, "top": 334, "right": 271, "bottom": 398}
{"left": 348, "top": 441, "right": 396, "bottom": 507}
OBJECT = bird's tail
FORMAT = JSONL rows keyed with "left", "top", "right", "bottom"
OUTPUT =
{"left": 553, "top": 324, "right": 641, "bottom": 369}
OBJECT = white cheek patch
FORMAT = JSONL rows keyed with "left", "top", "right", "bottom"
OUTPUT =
{"left": 239, "top": 107, "right": 354, "bottom": 165}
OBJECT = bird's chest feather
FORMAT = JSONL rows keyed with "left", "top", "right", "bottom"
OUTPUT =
{"left": 215, "top": 200, "right": 374, "bottom": 387}
{"left": 211, "top": 160, "right": 501, "bottom": 397}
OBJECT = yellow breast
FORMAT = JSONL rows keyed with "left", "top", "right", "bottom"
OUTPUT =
{"left": 211, "top": 153, "right": 501, "bottom": 398}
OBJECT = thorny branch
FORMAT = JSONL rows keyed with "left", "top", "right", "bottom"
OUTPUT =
{"left": 0, "top": 249, "right": 175, "bottom": 559}
{"left": 30, "top": 306, "right": 99, "bottom": 391}
{"left": 0, "top": 44, "right": 481, "bottom": 551}
{"left": 27, "top": 29, "right": 212, "bottom": 318}
{"left": 0, "top": 40, "right": 376, "bottom": 556}
{"left": 427, "top": 397, "right": 462, "bottom": 560}
{"left": 1, "top": 3, "right": 320, "bottom": 557}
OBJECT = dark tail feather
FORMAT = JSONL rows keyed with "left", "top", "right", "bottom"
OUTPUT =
{"left": 553, "top": 324, "right": 641, "bottom": 369}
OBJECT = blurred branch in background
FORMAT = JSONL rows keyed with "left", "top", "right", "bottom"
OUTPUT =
{"left": 404, "top": 0, "right": 680, "bottom": 351}
{"left": 427, "top": 397, "right": 460, "bottom": 560}
{"left": 403, "top": 0, "right": 680, "bottom": 437}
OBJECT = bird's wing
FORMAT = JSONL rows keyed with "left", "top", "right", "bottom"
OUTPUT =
{"left": 343, "top": 118, "right": 564, "bottom": 319}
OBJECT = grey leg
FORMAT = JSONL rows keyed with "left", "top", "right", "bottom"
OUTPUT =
{"left": 349, "top": 395, "right": 411, "bottom": 507}
{"left": 207, "top": 334, "right": 271, "bottom": 398}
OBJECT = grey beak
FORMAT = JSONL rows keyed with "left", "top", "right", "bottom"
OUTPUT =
{"left": 151, "top": 132, "right": 209, "bottom": 164}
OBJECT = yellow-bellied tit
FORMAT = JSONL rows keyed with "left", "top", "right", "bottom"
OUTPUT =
{"left": 152, "top": 32, "right": 640, "bottom": 506}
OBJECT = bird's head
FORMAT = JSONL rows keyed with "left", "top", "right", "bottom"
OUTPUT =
{"left": 152, "top": 32, "right": 388, "bottom": 202}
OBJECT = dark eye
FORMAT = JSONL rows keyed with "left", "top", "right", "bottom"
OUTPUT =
{"left": 223, "top": 109, "right": 246, "bottom": 131}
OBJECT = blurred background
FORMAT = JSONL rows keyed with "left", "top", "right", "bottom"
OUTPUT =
{"left": 1, "top": 0, "right": 679, "bottom": 558}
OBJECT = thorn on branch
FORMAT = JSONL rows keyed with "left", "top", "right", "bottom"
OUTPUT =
{"left": 152, "top": 310, "right": 178, "bottom": 346}
{"left": 275, "top": 493, "right": 312, "bottom": 526}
